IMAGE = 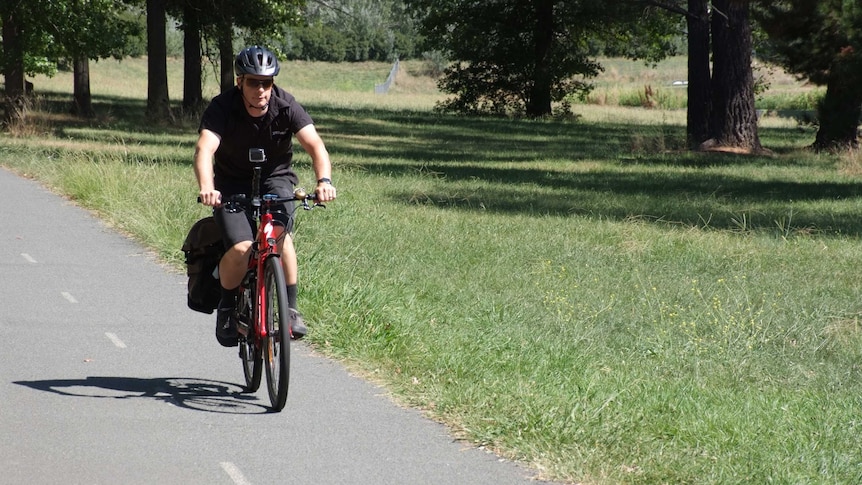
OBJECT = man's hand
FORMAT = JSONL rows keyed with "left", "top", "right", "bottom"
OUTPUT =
{"left": 198, "top": 189, "right": 222, "bottom": 207}
{"left": 315, "top": 181, "right": 336, "bottom": 203}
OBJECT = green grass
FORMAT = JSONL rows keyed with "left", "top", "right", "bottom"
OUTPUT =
{"left": 583, "top": 57, "right": 823, "bottom": 113}
{"left": 3, "top": 57, "right": 862, "bottom": 484}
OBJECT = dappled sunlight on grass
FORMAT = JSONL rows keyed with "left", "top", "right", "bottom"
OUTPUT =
{"left": 5, "top": 57, "right": 862, "bottom": 485}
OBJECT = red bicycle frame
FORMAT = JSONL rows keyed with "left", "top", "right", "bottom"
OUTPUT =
{"left": 247, "top": 209, "right": 286, "bottom": 343}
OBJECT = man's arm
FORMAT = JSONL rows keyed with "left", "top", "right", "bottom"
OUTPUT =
{"left": 194, "top": 129, "right": 222, "bottom": 206}
{"left": 296, "top": 124, "right": 336, "bottom": 202}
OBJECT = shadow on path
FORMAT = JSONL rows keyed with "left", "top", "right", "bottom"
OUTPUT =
{"left": 13, "top": 376, "right": 271, "bottom": 414}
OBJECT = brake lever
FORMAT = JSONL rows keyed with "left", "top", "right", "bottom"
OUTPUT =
{"left": 299, "top": 196, "right": 325, "bottom": 210}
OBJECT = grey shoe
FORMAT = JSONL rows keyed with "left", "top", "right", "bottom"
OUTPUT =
{"left": 289, "top": 308, "right": 307, "bottom": 340}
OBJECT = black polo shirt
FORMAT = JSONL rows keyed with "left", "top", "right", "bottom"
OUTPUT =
{"left": 199, "top": 85, "right": 314, "bottom": 189}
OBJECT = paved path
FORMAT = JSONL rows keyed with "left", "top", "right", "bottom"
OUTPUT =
{"left": 0, "top": 167, "right": 550, "bottom": 484}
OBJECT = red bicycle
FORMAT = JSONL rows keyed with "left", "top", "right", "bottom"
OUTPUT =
{"left": 219, "top": 150, "right": 322, "bottom": 412}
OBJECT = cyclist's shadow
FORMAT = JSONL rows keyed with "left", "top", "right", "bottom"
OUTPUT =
{"left": 13, "top": 376, "right": 270, "bottom": 414}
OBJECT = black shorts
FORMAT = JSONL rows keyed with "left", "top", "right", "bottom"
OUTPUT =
{"left": 213, "top": 175, "right": 295, "bottom": 248}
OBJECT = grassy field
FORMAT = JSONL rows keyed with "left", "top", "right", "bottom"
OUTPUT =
{"left": 3, "top": 57, "right": 861, "bottom": 484}
{"left": 586, "top": 56, "right": 824, "bottom": 112}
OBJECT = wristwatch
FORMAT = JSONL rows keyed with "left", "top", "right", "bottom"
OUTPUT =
{"left": 317, "top": 177, "right": 332, "bottom": 185}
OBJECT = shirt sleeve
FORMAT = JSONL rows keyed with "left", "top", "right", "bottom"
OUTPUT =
{"left": 199, "top": 93, "right": 232, "bottom": 136}
{"left": 285, "top": 95, "right": 314, "bottom": 134}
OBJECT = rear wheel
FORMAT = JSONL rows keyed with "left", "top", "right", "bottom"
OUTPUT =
{"left": 238, "top": 287, "right": 261, "bottom": 392}
{"left": 240, "top": 340, "right": 262, "bottom": 392}
{"left": 263, "top": 256, "right": 290, "bottom": 411}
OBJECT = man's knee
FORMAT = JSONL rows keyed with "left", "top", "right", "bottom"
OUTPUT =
{"left": 278, "top": 232, "right": 294, "bottom": 249}
{"left": 222, "top": 240, "right": 252, "bottom": 265}
{"left": 228, "top": 240, "right": 252, "bottom": 255}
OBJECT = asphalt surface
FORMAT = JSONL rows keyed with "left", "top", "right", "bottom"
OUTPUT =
{"left": 0, "top": 167, "right": 552, "bottom": 484}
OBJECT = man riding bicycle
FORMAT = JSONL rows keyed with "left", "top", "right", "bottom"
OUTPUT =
{"left": 194, "top": 45, "right": 336, "bottom": 347}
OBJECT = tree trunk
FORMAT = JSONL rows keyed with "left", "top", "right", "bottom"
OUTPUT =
{"left": 72, "top": 56, "right": 95, "bottom": 118}
{"left": 146, "top": 0, "right": 174, "bottom": 123}
{"left": 686, "top": 0, "right": 711, "bottom": 148}
{"left": 182, "top": 4, "right": 204, "bottom": 112}
{"left": 706, "top": 0, "right": 762, "bottom": 153}
{"left": 218, "top": 27, "right": 234, "bottom": 93}
{"left": 525, "top": 0, "right": 554, "bottom": 117}
{"left": 812, "top": 58, "right": 862, "bottom": 151}
{"left": 2, "top": 3, "right": 27, "bottom": 124}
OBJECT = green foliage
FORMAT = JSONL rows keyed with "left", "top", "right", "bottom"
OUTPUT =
{"left": 407, "top": 0, "right": 681, "bottom": 117}
{"left": 42, "top": 0, "right": 141, "bottom": 60}
{"left": 236, "top": 0, "right": 304, "bottom": 47}
{"left": 276, "top": 0, "right": 420, "bottom": 62}
{"left": 596, "top": 3, "right": 685, "bottom": 62}
{"left": 117, "top": 8, "right": 148, "bottom": 58}
{"left": 1, "top": 0, "right": 144, "bottom": 80}
{"left": 24, "top": 56, "right": 58, "bottom": 78}
{"left": 292, "top": 23, "right": 349, "bottom": 62}
{"left": 755, "top": 0, "right": 862, "bottom": 85}
{"left": 754, "top": 0, "right": 862, "bottom": 148}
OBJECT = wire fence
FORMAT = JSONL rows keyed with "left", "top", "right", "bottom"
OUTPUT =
{"left": 374, "top": 58, "right": 399, "bottom": 94}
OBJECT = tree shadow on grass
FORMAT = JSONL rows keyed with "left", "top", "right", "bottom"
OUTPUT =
{"left": 316, "top": 107, "right": 644, "bottom": 163}
{"left": 20, "top": 96, "right": 859, "bottom": 235}
{"left": 29, "top": 91, "right": 200, "bottom": 139}
{"left": 396, "top": 185, "right": 862, "bottom": 237}
{"left": 371, "top": 158, "right": 862, "bottom": 201}
{"left": 14, "top": 376, "right": 271, "bottom": 414}
{"left": 302, "top": 107, "right": 862, "bottom": 236}
{"left": 377, "top": 160, "right": 862, "bottom": 236}
{"left": 22, "top": 95, "right": 817, "bottom": 169}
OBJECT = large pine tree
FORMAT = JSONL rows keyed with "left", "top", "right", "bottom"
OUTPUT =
{"left": 756, "top": 0, "right": 862, "bottom": 150}
{"left": 706, "top": 0, "right": 762, "bottom": 153}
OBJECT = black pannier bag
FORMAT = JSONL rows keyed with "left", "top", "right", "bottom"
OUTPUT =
{"left": 181, "top": 216, "right": 224, "bottom": 314}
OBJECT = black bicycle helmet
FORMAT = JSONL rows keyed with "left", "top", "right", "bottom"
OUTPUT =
{"left": 234, "top": 46, "right": 280, "bottom": 77}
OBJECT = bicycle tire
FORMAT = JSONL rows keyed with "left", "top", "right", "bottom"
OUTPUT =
{"left": 238, "top": 287, "right": 262, "bottom": 392}
{"left": 263, "top": 256, "right": 290, "bottom": 411}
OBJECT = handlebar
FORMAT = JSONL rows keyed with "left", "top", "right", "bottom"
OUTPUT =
{"left": 197, "top": 188, "right": 325, "bottom": 211}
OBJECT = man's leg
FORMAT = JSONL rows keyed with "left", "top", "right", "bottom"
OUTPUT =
{"left": 279, "top": 232, "right": 307, "bottom": 339}
{"left": 220, "top": 240, "right": 253, "bottom": 290}
{"left": 215, "top": 240, "right": 252, "bottom": 347}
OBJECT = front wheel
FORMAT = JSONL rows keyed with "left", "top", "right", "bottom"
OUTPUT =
{"left": 263, "top": 256, "right": 290, "bottom": 411}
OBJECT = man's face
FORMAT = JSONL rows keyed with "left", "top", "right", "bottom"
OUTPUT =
{"left": 239, "top": 75, "right": 274, "bottom": 110}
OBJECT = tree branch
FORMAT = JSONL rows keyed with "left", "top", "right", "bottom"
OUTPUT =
{"left": 710, "top": 3, "right": 729, "bottom": 22}
{"left": 306, "top": 0, "right": 356, "bottom": 20}
{"left": 636, "top": 0, "right": 696, "bottom": 20}
{"left": 632, "top": 0, "right": 727, "bottom": 23}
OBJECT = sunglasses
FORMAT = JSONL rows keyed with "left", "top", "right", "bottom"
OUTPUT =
{"left": 244, "top": 78, "right": 274, "bottom": 89}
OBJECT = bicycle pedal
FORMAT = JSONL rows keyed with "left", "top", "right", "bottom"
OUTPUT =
{"left": 238, "top": 340, "right": 254, "bottom": 361}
